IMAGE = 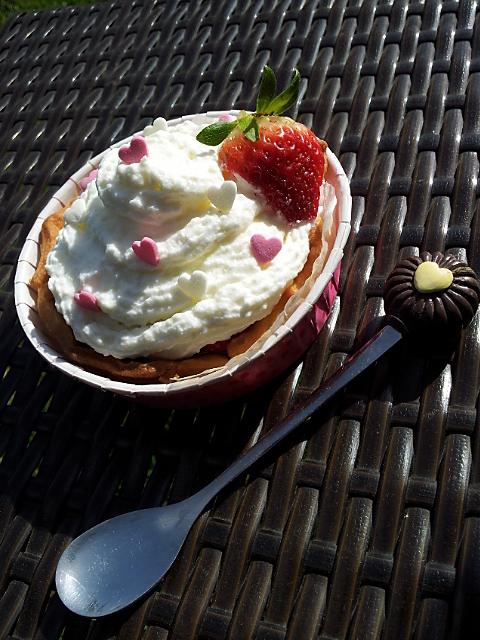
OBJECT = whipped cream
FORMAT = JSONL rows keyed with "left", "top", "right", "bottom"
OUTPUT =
{"left": 46, "top": 119, "right": 313, "bottom": 360}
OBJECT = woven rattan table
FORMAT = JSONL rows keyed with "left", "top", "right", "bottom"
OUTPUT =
{"left": 1, "top": 1, "right": 480, "bottom": 638}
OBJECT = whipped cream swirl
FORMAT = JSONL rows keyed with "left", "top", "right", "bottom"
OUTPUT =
{"left": 46, "top": 119, "right": 313, "bottom": 359}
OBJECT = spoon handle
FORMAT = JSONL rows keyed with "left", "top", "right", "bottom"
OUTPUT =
{"left": 196, "top": 323, "right": 402, "bottom": 505}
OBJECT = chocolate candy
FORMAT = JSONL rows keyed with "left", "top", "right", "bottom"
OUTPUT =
{"left": 384, "top": 252, "right": 480, "bottom": 335}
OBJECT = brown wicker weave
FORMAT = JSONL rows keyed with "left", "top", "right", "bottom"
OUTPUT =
{"left": 0, "top": 1, "right": 479, "bottom": 638}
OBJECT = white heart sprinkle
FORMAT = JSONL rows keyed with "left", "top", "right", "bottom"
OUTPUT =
{"left": 177, "top": 270, "right": 208, "bottom": 299}
{"left": 64, "top": 198, "right": 87, "bottom": 225}
{"left": 143, "top": 117, "right": 168, "bottom": 136}
{"left": 207, "top": 180, "right": 237, "bottom": 212}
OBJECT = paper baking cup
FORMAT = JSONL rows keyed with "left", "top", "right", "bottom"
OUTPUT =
{"left": 15, "top": 111, "right": 351, "bottom": 407}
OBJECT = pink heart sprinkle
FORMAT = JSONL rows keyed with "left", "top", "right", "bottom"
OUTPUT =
{"left": 132, "top": 236, "right": 160, "bottom": 266}
{"left": 250, "top": 234, "right": 282, "bottom": 264}
{"left": 79, "top": 169, "right": 98, "bottom": 191}
{"left": 74, "top": 290, "right": 100, "bottom": 311}
{"left": 118, "top": 135, "right": 148, "bottom": 165}
{"left": 218, "top": 113, "right": 234, "bottom": 122}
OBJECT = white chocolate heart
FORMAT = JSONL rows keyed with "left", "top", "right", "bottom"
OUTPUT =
{"left": 65, "top": 198, "right": 87, "bottom": 225}
{"left": 143, "top": 117, "right": 168, "bottom": 136}
{"left": 207, "top": 180, "right": 237, "bottom": 212}
{"left": 414, "top": 261, "right": 453, "bottom": 293}
{"left": 177, "top": 270, "right": 208, "bottom": 299}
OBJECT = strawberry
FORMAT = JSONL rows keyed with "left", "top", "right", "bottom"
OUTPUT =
{"left": 218, "top": 116, "right": 326, "bottom": 225}
{"left": 197, "top": 66, "right": 327, "bottom": 225}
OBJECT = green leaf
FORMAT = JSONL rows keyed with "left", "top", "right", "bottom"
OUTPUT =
{"left": 256, "top": 65, "right": 277, "bottom": 113}
{"left": 263, "top": 68, "right": 300, "bottom": 115}
{"left": 236, "top": 115, "right": 254, "bottom": 131}
{"left": 196, "top": 120, "right": 238, "bottom": 145}
{"left": 243, "top": 117, "right": 259, "bottom": 142}
{"left": 236, "top": 115, "right": 260, "bottom": 142}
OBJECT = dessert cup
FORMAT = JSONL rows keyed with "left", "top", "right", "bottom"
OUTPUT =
{"left": 15, "top": 111, "right": 351, "bottom": 407}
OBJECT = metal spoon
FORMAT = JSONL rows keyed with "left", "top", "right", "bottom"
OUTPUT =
{"left": 56, "top": 253, "right": 480, "bottom": 617}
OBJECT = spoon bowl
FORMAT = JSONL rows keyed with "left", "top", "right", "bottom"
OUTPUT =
{"left": 56, "top": 498, "right": 200, "bottom": 617}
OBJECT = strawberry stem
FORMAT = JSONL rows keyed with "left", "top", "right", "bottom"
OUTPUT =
{"left": 196, "top": 66, "right": 301, "bottom": 146}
